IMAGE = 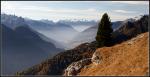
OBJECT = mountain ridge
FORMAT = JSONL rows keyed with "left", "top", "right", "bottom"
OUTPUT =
{"left": 1, "top": 24, "right": 63, "bottom": 75}
{"left": 15, "top": 14, "right": 149, "bottom": 75}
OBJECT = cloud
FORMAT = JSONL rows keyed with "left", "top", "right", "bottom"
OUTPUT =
{"left": 114, "top": 10, "right": 136, "bottom": 14}
{"left": 1, "top": 1, "right": 148, "bottom": 22}
{"left": 1, "top": 1, "right": 99, "bottom": 21}
{"left": 111, "top": 1, "right": 149, "bottom": 5}
{"left": 1, "top": 1, "right": 98, "bottom": 15}
{"left": 48, "top": 8, "right": 98, "bottom": 15}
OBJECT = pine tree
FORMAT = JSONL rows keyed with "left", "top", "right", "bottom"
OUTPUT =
{"left": 95, "top": 13, "right": 113, "bottom": 47}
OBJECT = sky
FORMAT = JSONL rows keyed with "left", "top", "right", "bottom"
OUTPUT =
{"left": 1, "top": 1, "right": 149, "bottom": 22}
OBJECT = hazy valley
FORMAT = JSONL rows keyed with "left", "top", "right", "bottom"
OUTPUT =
{"left": 1, "top": 12, "right": 149, "bottom": 76}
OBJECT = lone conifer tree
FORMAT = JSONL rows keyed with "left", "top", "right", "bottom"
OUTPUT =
{"left": 95, "top": 13, "right": 113, "bottom": 47}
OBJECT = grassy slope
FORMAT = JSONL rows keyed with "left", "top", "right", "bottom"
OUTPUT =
{"left": 79, "top": 32, "right": 149, "bottom": 76}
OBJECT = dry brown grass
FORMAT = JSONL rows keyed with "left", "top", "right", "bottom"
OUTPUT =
{"left": 79, "top": 32, "right": 149, "bottom": 76}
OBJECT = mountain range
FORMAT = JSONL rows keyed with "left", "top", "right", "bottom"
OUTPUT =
{"left": 1, "top": 23, "right": 63, "bottom": 75}
{"left": 1, "top": 14, "right": 79, "bottom": 49}
{"left": 15, "top": 14, "right": 149, "bottom": 75}
{"left": 1, "top": 13, "right": 148, "bottom": 75}
{"left": 1, "top": 14, "right": 127, "bottom": 49}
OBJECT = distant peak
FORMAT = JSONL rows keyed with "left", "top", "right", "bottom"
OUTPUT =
{"left": 123, "top": 15, "right": 145, "bottom": 23}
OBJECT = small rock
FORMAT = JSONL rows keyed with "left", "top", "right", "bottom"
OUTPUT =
{"left": 91, "top": 51, "right": 102, "bottom": 65}
{"left": 64, "top": 58, "right": 91, "bottom": 76}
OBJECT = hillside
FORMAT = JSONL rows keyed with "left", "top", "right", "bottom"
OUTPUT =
{"left": 16, "top": 32, "right": 149, "bottom": 76}
{"left": 78, "top": 32, "right": 149, "bottom": 76}
{"left": 1, "top": 24, "right": 63, "bottom": 75}
{"left": 16, "top": 42, "right": 97, "bottom": 75}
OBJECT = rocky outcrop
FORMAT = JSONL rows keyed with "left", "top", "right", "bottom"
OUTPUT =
{"left": 64, "top": 49, "right": 103, "bottom": 76}
{"left": 91, "top": 51, "right": 102, "bottom": 65}
{"left": 64, "top": 58, "right": 91, "bottom": 76}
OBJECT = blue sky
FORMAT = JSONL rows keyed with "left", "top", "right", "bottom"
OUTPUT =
{"left": 1, "top": 1, "right": 149, "bottom": 22}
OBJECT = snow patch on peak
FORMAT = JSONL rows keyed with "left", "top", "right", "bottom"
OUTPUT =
{"left": 134, "top": 15, "right": 143, "bottom": 21}
{"left": 123, "top": 15, "right": 143, "bottom": 24}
